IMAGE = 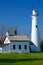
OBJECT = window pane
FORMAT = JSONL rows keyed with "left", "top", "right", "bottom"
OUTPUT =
{"left": 36, "top": 25, "right": 37, "bottom": 28}
{"left": 24, "top": 45, "right": 27, "bottom": 49}
{"left": 13, "top": 45, "right": 16, "bottom": 49}
{"left": 19, "top": 45, "right": 21, "bottom": 49}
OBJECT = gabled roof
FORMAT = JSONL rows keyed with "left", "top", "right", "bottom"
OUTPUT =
{"left": 8, "top": 35, "right": 31, "bottom": 42}
{"left": 3, "top": 35, "right": 34, "bottom": 46}
{"left": 4, "top": 37, "right": 10, "bottom": 44}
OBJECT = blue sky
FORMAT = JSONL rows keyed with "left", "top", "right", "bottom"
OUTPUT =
{"left": 0, "top": 0, "right": 43, "bottom": 35}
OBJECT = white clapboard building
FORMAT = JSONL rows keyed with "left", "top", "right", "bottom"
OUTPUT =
{"left": 0, "top": 9, "right": 41, "bottom": 53}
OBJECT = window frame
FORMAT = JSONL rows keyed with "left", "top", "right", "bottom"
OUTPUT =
{"left": 24, "top": 45, "right": 27, "bottom": 50}
{"left": 19, "top": 45, "right": 21, "bottom": 49}
{"left": 13, "top": 45, "right": 16, "bottom": 49}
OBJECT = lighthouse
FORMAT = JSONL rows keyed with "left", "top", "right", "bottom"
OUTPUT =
{"left": 31, "top": 9, "right": 40, "bottom": 52}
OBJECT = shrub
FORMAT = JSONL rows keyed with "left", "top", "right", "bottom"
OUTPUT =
{"left": 40, "top": 41, "right": 43, "bottom": 51}
{"left": 0, "top": 40, "right": 3, "bottom": 45}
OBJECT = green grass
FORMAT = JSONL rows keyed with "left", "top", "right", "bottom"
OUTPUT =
{"left": 0, "top": 53, "right": 43, "bottom": 65}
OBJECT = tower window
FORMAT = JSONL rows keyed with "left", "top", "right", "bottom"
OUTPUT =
{"left": 13, "top": 45, "right": 16, "bottom": 49}
{"left": 24, "top": 45, "right": 27, "bottom": 49}
{"left": 19, "top": 45, "right": 21, "bottom": 49}
{"left": 36, "top": 25, "right": 37, "bottom": 28}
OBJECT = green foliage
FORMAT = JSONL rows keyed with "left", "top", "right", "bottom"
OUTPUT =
{"left": 40, "top": 41, "right": 43, "bottom": 51}
{"left": 14, "top": 30, "right": 17, "bottom": 35}
{"left": 0, "top": 40, "right": 3, "bottom": 45}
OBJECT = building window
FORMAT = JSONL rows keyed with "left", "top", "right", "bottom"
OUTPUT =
{"left": 19, "top": 45, "right": 21, "bottom": 49}
{"left": 36, "top": 25, "right": 37, "bottom": 28}
{"left": 13, "top": 45, "right": 16, "bottom": 49}
{"left": 24, "top": 45, "right": 27, "bottom": 49}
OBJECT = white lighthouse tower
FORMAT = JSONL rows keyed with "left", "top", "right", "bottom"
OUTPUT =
{"left": 31, "top": 9, "right": 40, "bottom": 52}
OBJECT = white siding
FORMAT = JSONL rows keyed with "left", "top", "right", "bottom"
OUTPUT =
{"left": 31, "top": 45, "right": 41, "bottom": 52}
{"left": 10, "top": 42, "right": 30, "bottom": 53}
{"left": 0, "top": 47, "right": 2, "bottom": 53}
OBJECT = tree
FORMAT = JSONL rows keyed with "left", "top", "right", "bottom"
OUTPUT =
{"left": 0, "top": 40, "right": 3, "bottom": 45}
{"left": 40, "top": 41, "right": 43, "bottom": 51}
{"left": 8, "top": 25, "right": 18, "bottom": 36}
{"left": 14, "top": 29, "right": 17, "bottom": 35}
{"left": 8, "top": 26, "right": 14, "bottom": 36}
{"left": 0, "top": 24, "right": 6, "bottom": 40}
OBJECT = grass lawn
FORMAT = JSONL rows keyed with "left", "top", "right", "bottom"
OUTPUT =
{"left": 0, "top": 53, "right": 43, "bottom": 65}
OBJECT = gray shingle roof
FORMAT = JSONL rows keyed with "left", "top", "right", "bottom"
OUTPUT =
{"left": 8, "top": 35, "right": 31, "bottom": 42}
